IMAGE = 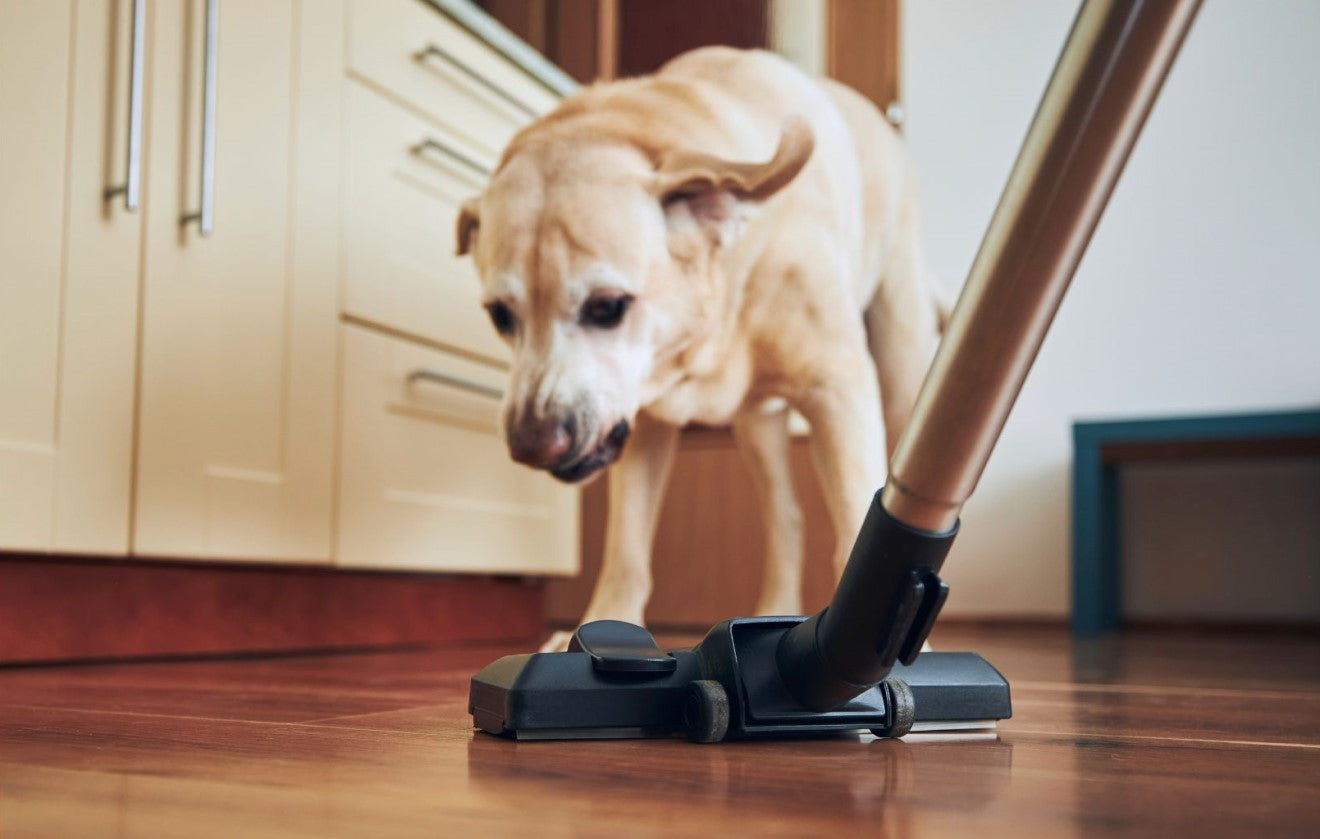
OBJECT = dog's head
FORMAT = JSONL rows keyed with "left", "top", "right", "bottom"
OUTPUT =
{"left": 456, "top": 116, "right": 813, "bottom": 483}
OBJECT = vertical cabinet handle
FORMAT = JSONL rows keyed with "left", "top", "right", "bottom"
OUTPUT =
{"left": 105, "top": 0, "right": 145, "bottom": 210}
{"left": 181, "top": 0, "right": 218, "bottom": 236}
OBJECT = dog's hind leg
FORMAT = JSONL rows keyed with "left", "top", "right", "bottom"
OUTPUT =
{"left": 799, "top": 353, "right": 888, "bottom": 581}
{"left": 865, "top": 206, "right": 944, "bottom": 460}
{"left": 540, "top": 412, "right": 680, "bottom": 653}
{"left": 733, "top": 403, "right": 805, "bottom": 616}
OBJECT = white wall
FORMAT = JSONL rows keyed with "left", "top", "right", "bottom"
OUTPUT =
{"left": 902, "top": 1, "right": 1320, "bottom": 618}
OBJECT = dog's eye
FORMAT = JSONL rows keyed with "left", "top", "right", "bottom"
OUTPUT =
{"left": 580, "top": 295, "right": 633, "bottom": 329}
{"left": 485, "top": 302, "right": 516, "bottom": 336}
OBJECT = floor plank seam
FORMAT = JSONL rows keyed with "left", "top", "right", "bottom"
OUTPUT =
{"left": 1004, "top": 728, "right": 1320, "bottom": 750}
{"left": 1010, "top": 680, "right": 1320, "bottom": 700}
{"left": 0, "top": 702, "right": 460, "bottom": 738}
{"left": 298, "top": 705, "right": 452, "bottom": 726}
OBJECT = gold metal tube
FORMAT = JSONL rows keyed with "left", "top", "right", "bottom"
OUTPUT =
{"left": 883, "top": 0, "right": 1202, "bottom": 532}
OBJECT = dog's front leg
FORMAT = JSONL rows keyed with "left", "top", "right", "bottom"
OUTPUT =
{"left": 540, "top": 412, "right": 680, "bottom": 652}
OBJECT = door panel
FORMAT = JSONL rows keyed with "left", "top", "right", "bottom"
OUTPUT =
{"left": 347, "top": 0, "right": 557, "bottom": 160}
{"left": 0, "top": 2, "right": 71, "bottom": 550}
{"left": 134, "top": 0, "right": 339, "bottom": 560}
{"left": 55, "top": 0, "right": 147, "bottom": 553}
{"left": 0, "top": 0, "right": 141, "bottom": 554}
{"left": 337, "top": 324, "right": 578, "bottom": 574}
{"left": 342, "top": 81, "right": 507, "bottom": 363}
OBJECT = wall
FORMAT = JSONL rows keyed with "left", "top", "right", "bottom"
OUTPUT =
{"left": 901, "top": 1, "right": 1320, "bottom": 618}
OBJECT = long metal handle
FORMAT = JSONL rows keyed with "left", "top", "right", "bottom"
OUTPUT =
{"left": 412, "top": 136, "right": 492, "bottom": 179}
{"left": 882, "top": 0, "right": 1201, "bottom": 533}
{"left": 779, "top": 0, "right": 1203, "bottom": 713}
{"left": 181, "top": 0, "right": 218, "bottom": 236}
{"left": 414, "top": 42, "right": 537, "bottom": 118}
{"left": 105, "top": 0, "right": 145, "bottom": 210}
{"left": 408, "top": 368, "right": 503, "bottom": 401}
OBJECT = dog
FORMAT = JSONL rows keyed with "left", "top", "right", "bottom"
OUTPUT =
{"left": 456, "top": 47, "right": 947, "bottom": 652}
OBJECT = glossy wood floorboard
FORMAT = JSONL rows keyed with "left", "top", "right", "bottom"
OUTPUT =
{"left": 2, "top": 626, "right": 1318, "bottom": 837}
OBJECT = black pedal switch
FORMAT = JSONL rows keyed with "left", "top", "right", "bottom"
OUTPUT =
{"left": 568, "top": 620, "right": 678, "bottom": 674}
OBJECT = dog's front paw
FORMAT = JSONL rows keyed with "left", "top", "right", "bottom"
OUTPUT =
{"left": 538, "top": 630, "right": 574, "bottom": 653}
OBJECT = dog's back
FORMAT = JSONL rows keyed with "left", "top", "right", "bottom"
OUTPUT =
{"left": 657, "top": 49, "right": 945, "bottom": 450}
{"left": 655, "top": 48, "right": 921, "bottom": 312}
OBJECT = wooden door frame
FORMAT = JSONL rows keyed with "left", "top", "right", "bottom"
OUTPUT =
{"left": 826, "top": 0, "right": 902, "bottom": 112}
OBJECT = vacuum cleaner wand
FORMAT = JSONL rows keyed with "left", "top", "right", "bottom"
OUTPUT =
{"left": 778, "top": 0, "right": 1202, "bottom": 714}
{"left": 470, "top": 0, "right": 1201, "bottom": 742}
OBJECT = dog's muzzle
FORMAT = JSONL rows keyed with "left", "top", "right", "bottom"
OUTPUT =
{"left": 549, "top": 420, "right": 631, "bottom": 483}
{"left": 508, "top": 414, "right": 575, "bottom": 469}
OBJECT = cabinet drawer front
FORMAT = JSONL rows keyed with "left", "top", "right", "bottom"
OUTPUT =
{"left": 337, "top": 324, "right": 579, "bottom": 574}
{"left": 347, "top": 0, "right": 556, "bottom": 160}
{"left": 343, "top": 82, "right": 506, "bottom": 361}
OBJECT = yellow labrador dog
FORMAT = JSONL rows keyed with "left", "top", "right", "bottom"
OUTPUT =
{"left": 456, "top": 47, "right": 946, "bottom": 651}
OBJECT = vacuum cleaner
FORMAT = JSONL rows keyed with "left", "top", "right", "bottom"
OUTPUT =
{"left": 470, "top": 0, "right": 1200, "bottom": 742}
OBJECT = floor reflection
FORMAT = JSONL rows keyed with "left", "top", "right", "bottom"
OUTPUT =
{"left": 465, "top": 730, "right": 1014, "bottom": 826}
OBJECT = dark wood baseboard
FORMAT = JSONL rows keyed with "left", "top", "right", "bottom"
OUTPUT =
{"left": 0, "top": 556, "right": 543, "bottom": 665}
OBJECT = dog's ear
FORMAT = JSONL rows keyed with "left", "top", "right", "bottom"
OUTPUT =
{"left": 654, "top": 117, "right": 814, "bottom": 246}
{"left": 456, "top": 196, "right": 480, "bottom": 256}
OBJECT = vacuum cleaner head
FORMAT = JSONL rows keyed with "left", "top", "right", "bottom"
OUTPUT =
{"left": 471, "top": 618, "right": 1010, "bottom": 742}
{"left": 471, "top": 493, "right": 1011, "bottom": 743}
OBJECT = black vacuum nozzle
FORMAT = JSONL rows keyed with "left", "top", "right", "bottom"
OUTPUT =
{"left": 469, "top": 617, "right": 1009, "bottom": 742}
{"left": 468, "top": 490, "right": 1010, "bottom": 742}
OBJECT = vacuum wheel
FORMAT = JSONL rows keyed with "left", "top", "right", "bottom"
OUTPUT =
{"left": 684, "top": 680, "right": 729, "bottom": 743}
{"left": 869, "top": 676, "right": 915, "bottom": 739}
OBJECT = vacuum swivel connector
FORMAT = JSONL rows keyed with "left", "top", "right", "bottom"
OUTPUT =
{"left": 776, "top": 491, "right": 956, "bottom": 711}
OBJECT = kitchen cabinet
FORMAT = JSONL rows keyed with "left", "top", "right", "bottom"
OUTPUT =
{"left": 333, "top": 0, "right": 576, "bottom": 573}
{"left": 0, "top": 0, "right": 142, "bottom": 554}
{"left": 132, "top": 0, "right": 341, "bottom": 560}
{"left": 1, "top": 0, "right": 577, "bottom": 577}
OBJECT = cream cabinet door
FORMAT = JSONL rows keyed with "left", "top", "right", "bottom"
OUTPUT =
{"left": 346, "top": 0, "right": 558, "bottom": 160}
{"left": 337, "top": 324, "right": 579, "bottom": 575}
{"left": 0, "top": 0, "right": 142, "bottom": 554}
{"left": 342, "top": 81, "right": 508, "bottom": 362}
{"left": 133, "top": 0, "right": 341, "bottom": 561}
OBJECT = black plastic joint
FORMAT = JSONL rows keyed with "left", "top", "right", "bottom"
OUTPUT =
{"left": 776, "top": 489, "right": 958, "bottom": 711}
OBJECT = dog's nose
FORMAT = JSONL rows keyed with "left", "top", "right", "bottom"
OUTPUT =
{"left": 508, "top": 415, "right": 573, "bottom": 468}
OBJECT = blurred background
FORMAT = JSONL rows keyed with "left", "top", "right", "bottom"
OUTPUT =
{"left": 1, "top": 0, "right": 1316, "bottom": 666}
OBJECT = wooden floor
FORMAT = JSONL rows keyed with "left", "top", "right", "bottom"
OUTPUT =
{"left": 2, "top": 625, "right": 1318, "bottom": 837}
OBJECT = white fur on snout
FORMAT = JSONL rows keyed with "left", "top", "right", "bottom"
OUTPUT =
{"left": 514, "top": 320, "right": 653, "bottom": 460}
{"left": 504, "top": 263, "right": 659, "bottom": 461}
